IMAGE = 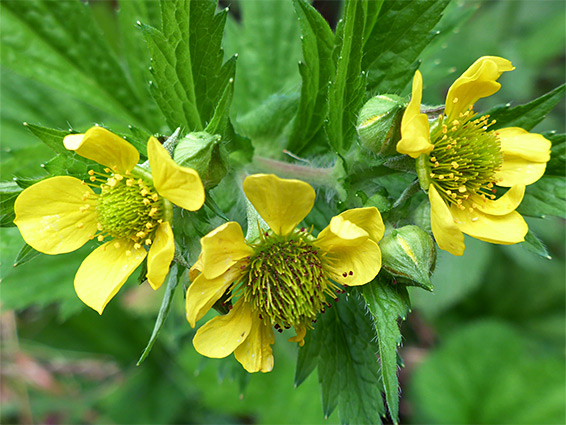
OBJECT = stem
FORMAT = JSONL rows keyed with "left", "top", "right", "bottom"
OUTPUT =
{"left": 249, "top": 156, "right": 335, "bottom": 189}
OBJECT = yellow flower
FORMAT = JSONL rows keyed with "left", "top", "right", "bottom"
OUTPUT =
{"left": 14, "top": 126, "right": 205, "bottom": 314}
{"left": 186, "top": 174, "right": 384, "bottom": 373}
{"left": 397, "top": 56, "right": 551, "bottom": 256}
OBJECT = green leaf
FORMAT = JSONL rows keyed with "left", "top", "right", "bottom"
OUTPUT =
{"left": 544, "top": 131, "right": 565, "bottom": 176}
{"left": 1, "top": 0, "right": 159, "bottom": 130}
{"left": 297, "top": 293, "right": 386, "bottom": 424}
{"left": 141, "top": 0, "right": 235, "bottom": 132}
{"left": 410, "top": 321, "right": 566, "bottom": 424}
{"left": 224, "top": 0, "right": 302, "bottom": 114}
{"left": 287, "top": 0, "right": 335, "bottom": 154}
{"left": 520, "top": 230, "right": 551, "bottom": 260}
{"left": 488, "top": 84, "right": 566, "bottom": 131}
{"left": 363, "top": 0, "right": 450, "bottom": 93}
{"left": 517, "top": 175, "right": 566, "bottom": 218}
{"left": 0, "top": 181, "right": 22, "bottom": 227}
{"left": 361, "top": 279, "right": 410, "bottom": 425}
{"left": 205, "top": 70, "right": 235, "bottom": 138}
{"left": 137, "top": 264, "right": 179, "bottom": 365}
{"left": 326, "top": 0, "right": 366, "bottom": 154}
{"left": 23, "top": 123, "right": 70, "bottom": 154}
{"left": 13, "top": 243, "right": 41, "bottom": 267}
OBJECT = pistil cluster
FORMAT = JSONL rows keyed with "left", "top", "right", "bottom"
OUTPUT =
{"left": 81, "top": 168, "right": 164, "bottom": 252}
{"left": 427, "top": 107, "right": 503, "bottom": 209}
{"left": 237, "top": 229, "right": 339, "bottom": 330}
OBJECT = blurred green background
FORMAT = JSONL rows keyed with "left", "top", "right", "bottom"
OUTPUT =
{"left": 1, "top": 0, "right": 564, "bottom": 424}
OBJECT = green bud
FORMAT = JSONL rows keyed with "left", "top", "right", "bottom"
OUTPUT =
{"left": 174, "top": 131, "right": 228, "bottom": 189}
{"left": 356, "top": 94, "right": 406, "bottom": 155}
{"left": 380, "top": 225, "right": 436, "bottom": 291}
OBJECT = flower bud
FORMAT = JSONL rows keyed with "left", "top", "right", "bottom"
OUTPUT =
{"left": 174, "top": 132, "right": 228, "bottom": 189}
{"left": 356, "top": 94, "right": 406, "bottom": 154}
{"left": 380, "top": 225, "right": 436, "bottom": 291}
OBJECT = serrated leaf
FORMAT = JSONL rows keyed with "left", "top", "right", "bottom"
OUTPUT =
{"left": 521, "top": 230, "right": 551, "bottom": 260}
{"left": 141, "top": 0, "right": 234, "bottom": 132}
{"left": 364, "top": 0, "right": 450, "bottom": 93}
{"left": 287, "top": 0, "right": 335, "bottom": 154}
{"left": 487, "top": 84, "right": 565, "bottom": 131}
{"left": 13, "top": 243, "right": 41, "bottom": 267}
{"left": 298, "top": 292, "right": 385, "bottom": 424}
{"left": 361, "top": 279, "right": 410, "bottom": 425}
{"left": 24, "top": 123, "right": 70, "bottom": 154}
{"left": 326, "top": 0, "right": 366, "bottom": 154}
{"left": 0, "top": 181, "right": 22, "bottom": 227}
{"left": 517, "top": 176, "right": 566, "bottom": 219}
{"left": 224, "top": 0, "right": 302, "bottom": 114}
{"left": 1, "top": 0, "right": 159, "bottom": 130}
{"left": 137, "top": 264, "right": 179, "bottom": 365}
{"left": 205, "top": 68, "right": 236, "bottom": 137}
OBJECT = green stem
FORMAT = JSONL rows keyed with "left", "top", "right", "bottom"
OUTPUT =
{"left": 249, "top": 156, "right": 335, "bottom": 189}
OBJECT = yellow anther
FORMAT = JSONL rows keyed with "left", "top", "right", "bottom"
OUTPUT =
{"left": 430, "top": 156, "right": 437, "bottom": 162}
{"left": 143, "top": 198, "right": 151, "bottom": 206}
{"left": 441, "top": 135, "right": 448, "bottom": 141}
{"left": 141, "top": 188, "right": 150, "bottom": 196}
{"left": 145, "top": 239, "right": 152, "bottom": 246}
{"left": 89, "top": 176, "right": 97, "bottom": 182}
{"left": 487, "top": 182, "right": 494, "bottom": 188}
{"left": 434, "top": 162, "right": 440, "bottom": 167}
{"left": 136, "top": 231, "right": 146, "bottom": 238}
{"left": 446, "top": 190, "right": 452, "bottom": 195}
{"left": 449, "top": 173, "right": 455, "bottom": 179}
{"left": 77, "top": 222, "right": 84, "bottom": 229}
{"left": 453, "top": 97, "right": 459, "bottom": 103}
{"left": 126, "top": 179, "right": 134, "bottom": 186}
{"left": 134, "top": 243, "right": 142, "bottom": 250}
{"left": 451, "top": 161, "right": 459, "bottom": 169}
{"left": 469, "top": 208, "right": 474, "bottom": 213}
{"left": 114, "top": 242, "right": 121, "bottom": 249}
{"left": 149, "top": 207, "right": 158, "bottom": 217}
{"left": 126, "top": 250, "right": 132, "bottom": 256}
{"left": 137, "top": 179, "right": 144, "bottom": 185}
{"left": 88, "top": 170, "right": 95, "bottom": 176}
{"left": 442, "top": 125, "right": 448, "bottom": 134}
{"left": 458, "top": 186, "right": 467, "bottom": 193}
{"left": 104, "top": 168, "right": 111, "bottom": 173}
{"left": 115, "top": 174, "right": 124, "bottom": 181}
{"left": 157, "top": 219, "right": 163, "bottom": 224}
{"left": 80, "top": 204, "right": 90, "bottom": 212}
{"left": 108, "top": 178, "right": 117, "bottom": 187}
{"left": 438, "top": 175, "right": 444, "bottom": 180}
{"left": 97, "top": 223, "right": 103, "bottom": 231}
{"left": 451, "top": 193, "right": 457, "bottom": 199}
{"left": 145, "top": 222, "right": 154, "bottom": 229}
{"left": 446, "top": 144, "right": 452, "bottom": 149}
{"left": 451, "top": 126, "right": 458, "bottom": 132}
{"left": 429, "top": 173, "right": 435, "bottom": 178}
{"left": 152, "top": 194, "right": 159, "bottom": 202}
{"left": 112, "top": 165, "right": 118, "bottom": 171}
{"left": 98, "top": 235, "right": 105, "bottom": 242}
{"left": 452, "top": 120, "right": 459, "bottom": 126}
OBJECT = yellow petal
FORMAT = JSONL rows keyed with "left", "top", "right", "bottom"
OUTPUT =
{"left": 185, "top": 266, "right": 242, "bottom": 328}
{"left": 288, "top": 324, "right": 307, "bottom": 347}
{"left": 74, "top": 240, "right": 147, "bottom": 314}
{"left": 429, "top": 185, "right": 465, "bottom": 256}
{"left": 316, "top": 215, "right": 382, "bottom": 286}
{"left": 201, "top": 222, "right": 254, "bottom": 279}
{"left": 63, "top": 127, "right": 139, "bottom": 172}
{"left": 234, "top": 313, "right": 275, "bottom": 373}
{"left": 470, "top": 185, "right": 525, "bottom": 216}
{"left": 14, "top": 176, "right": 98, "bottom": 254}
{"left": 494, "top": 157, "right": 547, "bottom": 187}
{"left": 397, "top": 71, "right": 434, "bottom": 158}
{"left": 451, "top": 208, "right": 528, "bottom": 245}
{"left": 148, "top": 136, "right": 205, "bottom": 211}
{"left": 146, "top": 221, "right": 175, "bottom": 290}
{"left": 189, "top": 253, "right": 203, "bottom": 282}
{"left": 334, "top": 207, "right": 385, "bottom": 244}
{"left": 243, "top": 174, "right": 315, "bottom": 236}
{"left": 497, "top": 127, "right": 551, "bottom": 162}
{"left": 193, "top": 300, "right": 253, "bottom": 358}
{"left": 445, "top": 56, "right": 514, "bottom": 119}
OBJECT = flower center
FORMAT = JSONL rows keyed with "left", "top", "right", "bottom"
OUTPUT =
{"left": 423, "top": 108, "right": 503, "bottom": 208}
{"left": 84, "top": 169, "right": 163, "bottom": 248}
{"left": 239, "top": 230, "right": 338, "bottom": 330}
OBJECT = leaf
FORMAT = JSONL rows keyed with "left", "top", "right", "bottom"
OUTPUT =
{"left": 545, "top": 132, "right": 565, "bottom": 176}
{"left": 410, "top": 321, "right": 566, "bottom": 425}
{"left": 140, "top": 0, "right": 235, "bottom": 132}
{"left": 520, "top": 230, "right": 551, "bottom": 260}
{"left": 326, "top": 0, "right": 366, "bottom": 154}
{"left": 363, "top": 0, "right": 450, "bottom": 93}
{"left": 1, "top": 0, "right": 159, "bottom": 130}
{"left": 517, "top": 176, "right": 566, "bottom": 219}
{"left": 23, "top": 123, "right": 70, "bottom": 154}
{"left": 361, "top": 279, "right": 410, "bottom": 425}
{"left": 487, "top": 84, "right": 566, "bottom": 131}
{"left": 205, "top": 70, "right": 235, "bottom": 138}
{"left": 224, "top": 0, "right": 302, "bottom": 114}
{"left": 0, "top": 181, "right": 22, "bottom": 227}
{"left": 13, "top": 243, "right": 42, "bottom": 267}
{"left": 287, "top": 0, "right": 335, "bottom": 154}
{"left": 297, "top": 292, "right": 386, "bottom": 424}
{"left": 137, "top": 264, "right": 179, "bottom": 365}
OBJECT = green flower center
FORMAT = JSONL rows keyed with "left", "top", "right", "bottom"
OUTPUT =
{"left": 421, "top": 109, "right": 503, "bottom": 207}
{"left": 87, "top": 169, "right": 163, "bottom": 247}
{"left": 239, "top": 229, "right": 338, "bottom": 330}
